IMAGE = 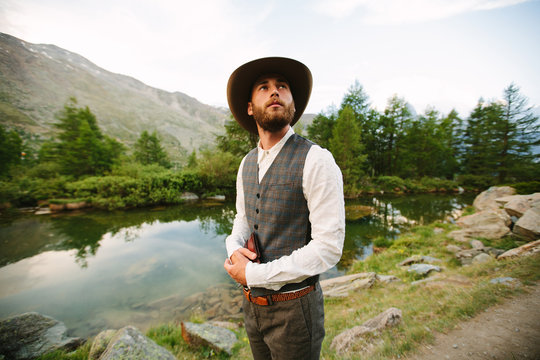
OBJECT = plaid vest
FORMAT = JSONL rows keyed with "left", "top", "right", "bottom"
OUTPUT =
{"left": 243, "top": 135, "right": 316, "bottom": 295}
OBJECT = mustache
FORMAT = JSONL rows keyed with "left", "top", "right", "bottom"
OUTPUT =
{"left": 265, "top": 98, "right": 284, "bottom": 107}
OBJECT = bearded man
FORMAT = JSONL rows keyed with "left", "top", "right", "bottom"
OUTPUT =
{"left": 224, "top": 57, "right": 345, "bottom": 360}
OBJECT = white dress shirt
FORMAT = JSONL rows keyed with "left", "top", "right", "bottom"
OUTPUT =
{"left": 226, "top": 127, "right": 345, "bottom": 291}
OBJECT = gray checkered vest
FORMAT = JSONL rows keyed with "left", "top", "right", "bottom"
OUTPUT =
{"left": 243, "top": 134, "right": 317, "bottom": 295}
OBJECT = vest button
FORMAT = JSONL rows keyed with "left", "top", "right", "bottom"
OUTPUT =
{"left": 254, "top": 224, "right": 258, "bottom": 230}
{"left": 256, "top": 209, "right": 259, "bottom": 214}
{"left": 256, "top": 193, "right": 260, "bottom": 198}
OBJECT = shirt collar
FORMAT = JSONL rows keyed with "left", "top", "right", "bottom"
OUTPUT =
{"left": 257, "top": 127, "right": 295, "bottom": 163}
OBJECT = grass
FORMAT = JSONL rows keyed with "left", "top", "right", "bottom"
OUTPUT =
{"left": 37, "top": 222, "right": 540, "bottom": 359}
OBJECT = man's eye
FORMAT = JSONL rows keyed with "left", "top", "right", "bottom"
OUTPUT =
{"left": 279, "top": 84, "right": 287, "bottom": 89}
{"left": 259, "top": 86, "right": 268, "bottom": 90}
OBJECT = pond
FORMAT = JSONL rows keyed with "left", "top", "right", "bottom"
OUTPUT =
{"left": 0, "top": 193, "right": 474, "bottom": 338}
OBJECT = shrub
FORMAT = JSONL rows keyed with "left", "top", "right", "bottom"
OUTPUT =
{"left": 375, "top": 176, "right": 406, "bottom": 192}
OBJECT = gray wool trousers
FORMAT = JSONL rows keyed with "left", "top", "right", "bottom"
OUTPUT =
{"left": 242, "top": 282, "right": 325, "bottom": 360}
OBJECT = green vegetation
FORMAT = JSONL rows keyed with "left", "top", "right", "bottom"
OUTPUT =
{"left": 2, "top": 81, "right": 539, "bottom": 209}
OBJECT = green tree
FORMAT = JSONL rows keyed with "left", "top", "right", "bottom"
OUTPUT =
{"left": 306, "top": 108, "right": 336, "bottom": 149}
{"left": 0, "top": 124, "right": 22, "bottom": 177}
{"left": 134, "top": 130, "right": 171, "bottom": 167}
{"left": 380, "top": 95, "right": 412, "bottom": 176}
{"left": 50, "top": 98, "right": 123, "bottom": 177}
{"left": 329, "top": 106, "right": 367, "bottom": 193}
{"left": 216, "top": 118, "right": 258, "bottom": 158}
{"left": 495, "top": 83, "right": 540, "bottom": 183}
{"left": 339, "top": 80, "right": 370, "bottom": 124}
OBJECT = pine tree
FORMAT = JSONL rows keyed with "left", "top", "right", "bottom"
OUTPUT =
{"left": 495, "top": 83, "right": 540, "bottom": 182}
{"left": 134, "top": 130, "right": 171, "bottom": 167}
{"left": 48, "top": 98, "right": 123, "bottom": 177}
{"left": 0, "top": 124, "right": 22, "bottom": 177}
{"left": 329, "top": 106, "right": 367, "bottom": 192}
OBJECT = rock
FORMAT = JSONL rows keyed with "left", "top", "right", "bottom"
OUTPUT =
{"left": 446, "top": 244, "right": 462, "bottom": 253}
{"left": 345, "top": 205, "right": 375, "bottom": 221}
{"left": 490, "top": 277, "right": 521, "bottom": 287}
{"left": 330, "top": 308, "right": 402, "bottom": 354}
{"left": 34, "top": 207, "right": 52, "bottom": 215}
{"left": 88, "top": 329, "right": 117, "bottom": 360}
{"left": 99, "top": 326, "right": 175, "bottom": 360}
{"left": 498, "top": 239, "right": 540, "bottom": 260}
{"left": 205, "top": 195, "right": 226, "bottom": 202}
{"left": 180, "top": 192, "right": 199, "bottom": 202}
{"left": 470, "top": 239, "right": 485, "bottom": 249}
{"left": 408, "top": 264, "right": 441, "bottom": 275}
{"left": 376, "top": 274, "right": 401, "bottom": 284}
{"left": 472, "top": 253, "right": 492, "bottom": 264}
{"left": 0, "top": 312, "right": 84, "bottom": 360}
{"left": 208, "top": 321, "right": 241, "bottom": 331}
{"left": 398, "top": 255, "right": 441, "bottom": 266}
{"left": 473, "top": 186, "right": 516, "bottom": 211}
{"left": 181, "top": 322, "right": 237, "bottom": 355}
{"left": 503, "top": 196, "right": 530, "bottom": 218}
{"left": 449, "top": 226, "right": 510, "bottom": 242}
{"left": 513, "top": 207, "right": 540, "bottom": 240}
{"left": 320, "top": 272, "right": 377, "bottom": 298}
{"left": 457, "top": 209, "right": 512, "bottom": 228}
{"left": 65, "top": 201, "right": 88, "bottom": 210}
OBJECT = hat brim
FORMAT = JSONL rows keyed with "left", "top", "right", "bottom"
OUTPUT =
{"left": 227, "top": 57, "right": 312, "bottom": 135}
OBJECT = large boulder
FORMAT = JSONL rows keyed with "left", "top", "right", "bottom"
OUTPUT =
{"left": 0, "top": 312, "right": 83, "bottom": 360}
{"left": 98, "top": 326, "right": 176, "bottom": 360}
{"left": 448, "top": 209, "right": 511, "bottom": 242}
{"left": 181, "top": 322, "right": 238, "bottom": 355}
{"left": 513, "top": 206, "right": 540, "bottom": 240}
{"left": 473, "top": 186, "right": 516, "bottom": 211}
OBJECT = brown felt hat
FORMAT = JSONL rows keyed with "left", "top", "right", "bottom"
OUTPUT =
{"left": 227, "top": 57, "right": 313, "bottom": 135}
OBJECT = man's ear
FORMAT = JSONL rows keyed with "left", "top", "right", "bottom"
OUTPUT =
{"left": 247, "top": 102, "right": 253, "bottom": 116}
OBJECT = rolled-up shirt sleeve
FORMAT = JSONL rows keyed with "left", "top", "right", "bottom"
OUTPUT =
{"left": 245, "top": 145, "right": 345, "bottom": 290}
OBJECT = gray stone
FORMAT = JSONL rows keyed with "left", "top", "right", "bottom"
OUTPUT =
{"left": 408, "top": 264, "right": 441, "bottom": 275}
{"left": 473, "top": 186, "right": 516, "bottom": 211}
{"left": 457, "top": 209, "right": 512, "bottom": 228}
{"left": 181, "top": 322, "right": 237, "bottom": 355}
{"left": 34, "top": 207, "right": 52, "bottom": 215}
{"left": 88, "top": 329, "right": 116, "bottom": 360}
{"left": 330, "top": 308, "right": 402, "bottom": 354}
{"left": 490, "top": 277, "right": 521, "bottom": 287}
{"left": 376, "top": 274, "right": 401, "bottom": 284}
{"left": 513, "top": 207, "right": 540, "bottom": 240}
{"left": 99, "top": 326, "right": 175, "bottom": 360}
{"left": 472, "top": 253, "right": 492, "bottom": 264}
{"left": 0, "top": 312, "right": 83, "bottom": 360}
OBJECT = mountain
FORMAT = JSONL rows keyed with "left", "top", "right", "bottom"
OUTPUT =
{"left": 0, "top": 32, "right": 230, "bottom": 163}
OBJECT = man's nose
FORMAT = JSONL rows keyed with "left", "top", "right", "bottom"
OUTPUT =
{"left": 271, "top": 87, "right": 279, "bottom": 96}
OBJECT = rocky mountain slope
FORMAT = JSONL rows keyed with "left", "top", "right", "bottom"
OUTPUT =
{"left": 0, "top": 32, "right": 230, "bottom": 162}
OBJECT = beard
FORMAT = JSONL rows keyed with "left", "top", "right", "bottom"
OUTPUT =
{"left": 252, "top": 99, "right": 296, "bottom": 133}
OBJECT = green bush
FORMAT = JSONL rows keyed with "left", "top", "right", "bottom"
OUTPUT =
{"left": 375, "top": 176, "right": 406, "bottom": 191}
{"left": 510, "top": 181, "right": 540, "bottom": 194}
{"left": 457, "top": 174, "right": 495, "bottom": 190}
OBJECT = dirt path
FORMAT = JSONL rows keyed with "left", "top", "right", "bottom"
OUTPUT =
{"left": 407, "top": 283, "right": 540, "bottom": 360}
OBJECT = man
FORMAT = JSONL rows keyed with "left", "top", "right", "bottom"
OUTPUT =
{"left": 224, "top": 57, "right": 345, "bottom": 360}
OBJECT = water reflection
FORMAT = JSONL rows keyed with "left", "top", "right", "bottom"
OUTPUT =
{"left": 0, "top": 194, "right": 474, "bottom": 338}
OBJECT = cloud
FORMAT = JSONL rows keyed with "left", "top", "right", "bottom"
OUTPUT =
{"left": 314, "top": 0, "right": 531, "bottom": 24}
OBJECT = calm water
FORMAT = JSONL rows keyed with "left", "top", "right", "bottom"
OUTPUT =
{"left": 0, "top": 194, "right": 474, "bottom": 337}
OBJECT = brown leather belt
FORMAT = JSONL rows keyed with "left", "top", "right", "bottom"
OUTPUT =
{"left": 243, "top": 285, "right": 316, "bottom": 306}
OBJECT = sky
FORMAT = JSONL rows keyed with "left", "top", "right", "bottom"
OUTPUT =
{"left": 1, "top": 0, "right": 539, "bottom": 117}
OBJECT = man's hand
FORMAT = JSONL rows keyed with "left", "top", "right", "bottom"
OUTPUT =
{"left": 224, "top": 248, "right": 258, "bottom": 286}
